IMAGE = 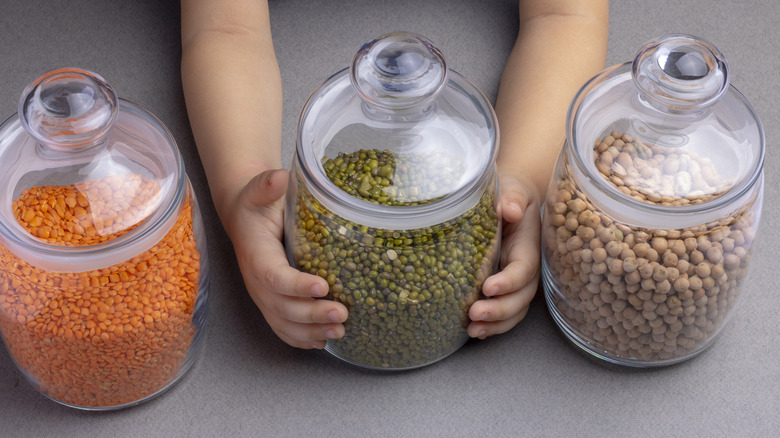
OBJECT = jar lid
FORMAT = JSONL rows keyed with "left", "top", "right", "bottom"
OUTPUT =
{"left": 295, "top": 32, "right": 498, "bottom": 227}
{"left": 567, "top": 34, "right": 764, "bottom": 224}
{"left": 0, "top": 68, "right": 185, "bottom": 270}
{"left": 350, "top": 32, "right": 448, "bottom": 110}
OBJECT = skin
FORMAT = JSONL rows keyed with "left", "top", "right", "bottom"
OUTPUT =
{"left": 180, "top": 0, "right": 609, "bottom": 349}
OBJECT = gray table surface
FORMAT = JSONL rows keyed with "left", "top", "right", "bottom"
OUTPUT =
{"left": 1, "top": 1, "right": 778, "bottom": 437}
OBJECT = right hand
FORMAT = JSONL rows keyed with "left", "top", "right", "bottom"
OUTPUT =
{"left": 224, "top": 168, "right": 348, "bottom": 349}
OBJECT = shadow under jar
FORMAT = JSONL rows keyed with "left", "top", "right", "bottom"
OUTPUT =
{"left": 285, "top": 32, "right": 501, "bottom": 370}
{"left": 541, "top": 35, "right": 764, "bottom": 367}
{"left": 0, "top": 69, "right": 209, "bottom": 409}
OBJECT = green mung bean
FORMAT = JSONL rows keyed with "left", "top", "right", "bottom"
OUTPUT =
{"left": 291, "top": 149, "right": 499, "bottom": 369}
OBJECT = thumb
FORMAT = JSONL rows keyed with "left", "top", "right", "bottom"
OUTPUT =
{"left": 243, "top": 168, "right": 290, "bottom": 208}
{"left": 498, "top": 176, "right": 529, "bottom": 224}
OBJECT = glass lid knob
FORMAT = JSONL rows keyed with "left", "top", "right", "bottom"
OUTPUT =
{"left": 19, "top": 68, "right": 118, "bottom": 149}
{"left": 632, "top": 34, "right": 729, "bottom": 111}
{"left": 350, "top": 32, "right": 448, "bottom": 110}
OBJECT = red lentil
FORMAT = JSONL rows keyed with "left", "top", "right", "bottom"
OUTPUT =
{"left": 0, "top": 174, "right": 201, "bottom": 408}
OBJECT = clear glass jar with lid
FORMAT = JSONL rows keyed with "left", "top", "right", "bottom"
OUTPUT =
{"left": 0, "top": 68, "right": 209, "bottom": 408}
{"left": 285, "top": 32, "right": 501, "bottom": 370}
{"left": 541, "top": 34, "right": 764, "bottom": 366}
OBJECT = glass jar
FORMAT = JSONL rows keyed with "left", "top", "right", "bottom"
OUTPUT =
{"left": 0, "top": 68, "right": 209, "bottom": 409}
{"left": 285, "top": 32, "right": 500, "bottom": 370}
{"left": 541, "top": 35, "right": 764, "bottom": 366}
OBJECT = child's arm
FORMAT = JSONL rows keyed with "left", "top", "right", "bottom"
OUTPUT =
{"left": 468, "top": 0, "right": 609, "bottom": 338}
{"left": 181, "top": 0, "right": 348, "bottom": 349}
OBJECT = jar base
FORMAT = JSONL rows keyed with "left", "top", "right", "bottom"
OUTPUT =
{"left": 541, "top": 262, "right": 721, "bottom": 368}
{"left": 324, "top": 336, "right": 468, "bottom": 371}
{"left": 8, "top": 315, "right": 208, "bottom": 411}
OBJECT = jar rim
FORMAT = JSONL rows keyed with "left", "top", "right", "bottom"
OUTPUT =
{"left": 294, "top": 68, "right": 499, "bottom": 229}
{"left": 566, "top": 62, "right": 765, "bottom": 225}
{"left": 0, "top": 99, "right": 187, "bottom": 272}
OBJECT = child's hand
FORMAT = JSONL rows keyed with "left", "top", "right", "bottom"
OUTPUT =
{"left": 225, "top": 169, "right": 348, "bottom": 349}
{"left": 468, "top": 173, "right": 542, "bottom": 339}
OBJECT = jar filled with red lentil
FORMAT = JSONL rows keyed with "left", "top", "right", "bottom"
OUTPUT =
{"left": 0, "top": 68, "right": 209, "bottom": 409}
{"left": 541, "top": 34, "right": 764, "bottom": 366}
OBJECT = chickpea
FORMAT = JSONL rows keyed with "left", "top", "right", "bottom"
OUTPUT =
{"left": 622, "top": 257, "right": 638, "bottom": 273}
{"left": 566, "top": 235, "right": 584, "bottom": 251}
{"left": 645, "top": 248, "right": 660, "bottom": 262}
{"left": 606, "top": 240, "right": 623, "bottom": 258}
{"left": 564, "top": 216, "right": 579, "bottom": 232}
{"left": 662, "top": 251, "right": 679, "bottom": 268}
{"left": 651, "top": 237, "right": 668, "bottom": 253}
{"left": 724, "top": 254, "right": 741, "bottom": 270}
{"left": 695, "top": 263, "right": 711, "bottom": 278}
{"left": 544, "top": 129, "right": 759, "bottom": 363}
{"left": 577, "top": 226, "right": 596, "bottom": 242}
{"left": 633, "top": 242, "right": 651, "bottom": 258}
{"left": 690, "top": 250, "right": 705, "bottom": 265}
{"left": 592, "top": 247, "right": 608, "bottom": 264}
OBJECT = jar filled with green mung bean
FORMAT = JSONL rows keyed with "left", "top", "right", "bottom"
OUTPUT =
{"left": 285, "top": 32, "right": 501, "bottom": 370}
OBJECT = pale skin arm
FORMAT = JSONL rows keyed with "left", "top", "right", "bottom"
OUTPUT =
{"left": 181, "top": 0, "right": 347, "bottom": 349}
{"left": 180, "top": 0, "right": 608, "bottom": 348}
{"left": 467, "top": 0, "right": 609, "bottom": 338}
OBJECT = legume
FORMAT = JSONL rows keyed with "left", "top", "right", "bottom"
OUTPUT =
{"left": 322, "top": 149, "right": 463, "bottom": 205}
{"left": 0, "top": 174, "right": 201, "bottom": 407}
{"left": 291, "top": 149, "right": 499, "bottom": 369}
{"left": 543, "top": 131, "right": 758, "bottom": 362}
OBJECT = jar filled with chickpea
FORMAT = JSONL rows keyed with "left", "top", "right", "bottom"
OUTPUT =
{"left": 0, "top": 68, "right": 209, "bottom": 409}
{"left": 541, "top": 35, "right": 764, "bottom": 366}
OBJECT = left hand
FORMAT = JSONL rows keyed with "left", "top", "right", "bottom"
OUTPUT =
{"left": 468, "top": 173, "right": 542, "bottom": 339}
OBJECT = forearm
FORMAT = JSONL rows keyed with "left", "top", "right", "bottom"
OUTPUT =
{"left": 181, "top": 0, "right": 282, "bottom": 224}
{"left": 496, "top": 0, "right": 609, "bottom": 203}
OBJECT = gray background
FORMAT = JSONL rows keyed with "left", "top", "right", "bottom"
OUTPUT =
{"left": 1, "top": 1, "right": 778, "bottom": 436}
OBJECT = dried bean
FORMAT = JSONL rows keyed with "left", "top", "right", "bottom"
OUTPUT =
{"left": 291, "top": 149, "right": 499, "bottom": 369}
{"left": 543, "top": 131, "right": 759, "bottom": 363}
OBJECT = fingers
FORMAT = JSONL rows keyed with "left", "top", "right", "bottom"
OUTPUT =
{"left": 467, "top": 281, "right": 536, "bottom": 338}
{"left": 483, "top": 199, "right": 541, "bottom": 299}
{"left": 252, "top": 253, "right": 330, "bottom": 299}
{"left": 240, "top": 225, "right": 349, "bottom": 348}
{"left": 497, "top": 173, "right": 534, "bottom": 224}
{"left": 243, "top": 168, "right": 289, "bottom": 209}
{"left": 232, "top": 168, "right": 350, "bottom": 349}
{"left": 261, "top": 300, "right": 347, "bottom": 350}
{"left": 236, "top": 170, "right": 548, "bottom": 347}
{"left": 481, "top": 250, "right": 538, "bottom": 299}
{"left": 467, "top": 174, "right": 543, "bottom": 339}
{"left": 236, "top": 170, "right": 329, "bottom": 301}
{"left": 243, "top": 256, "right": 349, "bottom": 349}
{"left": 222, "top": 168, "right": 288, "bottom": 242}
{"left": 253, "top": 267, "right": 348, "bottom": 324}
